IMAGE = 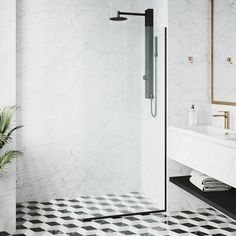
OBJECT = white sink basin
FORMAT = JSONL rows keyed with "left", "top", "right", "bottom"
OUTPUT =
{"left": 190, "top": 125, "right": 236, "bottom": 141}
{"left": 168, "top": 125, "right": 236, "bottom": 188}
{"left": 170, "top": 125, "right": 236, "bottom": 148}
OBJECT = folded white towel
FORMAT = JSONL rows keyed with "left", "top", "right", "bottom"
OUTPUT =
{"left": 190, "top": 170, "right": 227, "bottom": 185}
{"left": 190, "top": 177, "right": 231, "bottom": 192}
{"left": 190, "top": 170, "right": 231, "bottom": 192}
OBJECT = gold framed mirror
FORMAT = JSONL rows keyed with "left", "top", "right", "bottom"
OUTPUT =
{"left": 211, "top": 0, "right": 236, "bottom": 106}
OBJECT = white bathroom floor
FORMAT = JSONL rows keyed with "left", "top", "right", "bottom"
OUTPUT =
{"left": 1, "top": 204, "right": 236, "bottom": 235}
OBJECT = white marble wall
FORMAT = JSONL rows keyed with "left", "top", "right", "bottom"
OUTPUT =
{"left": 168, "top": 0, "right": 211, "bottom": 211}
{"left": 16, "top": 0, "right": 166, "bottom": 206}
{"left": 168, "top": 0, "right": 211, "bottom": 127}
{"left": 16, "top": 0, "right": 142, "bottom": 202}
{"left": 168, "top": 160, "right": 208, "bottom": 211}
{"left": 0, "top": 0, "right": 16, "bottom": 233}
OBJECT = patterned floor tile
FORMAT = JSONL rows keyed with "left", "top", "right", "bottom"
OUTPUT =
{"left": 16, "top": 192, "right": 159, "bottom": 221}
{"left": 1, "top": 197, "right": 235, "bottom": 235}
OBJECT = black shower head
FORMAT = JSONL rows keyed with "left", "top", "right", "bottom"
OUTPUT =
{"left": 110, "top": 11, "right": 127, "bottom": 21}
{"left": 110, "top": 16, "right": 127, "bottom": 21}
{"left": 109, "top": 10, "right": 146, "bottom": 22}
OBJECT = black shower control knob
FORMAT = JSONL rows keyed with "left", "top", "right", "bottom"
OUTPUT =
{"left": 143, "top": 75, "right": 148, "bottom": 80}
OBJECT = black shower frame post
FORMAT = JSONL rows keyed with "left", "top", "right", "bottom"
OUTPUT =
{"left": 145, "top": 9, "right": 153, "bottom": 27}
{"left": 83, "top": 27, "right": 168, "bottom": 223}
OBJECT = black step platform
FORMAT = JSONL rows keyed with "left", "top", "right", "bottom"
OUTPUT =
{"left": 170, "top": 176, "right": 236, "bottom": 221}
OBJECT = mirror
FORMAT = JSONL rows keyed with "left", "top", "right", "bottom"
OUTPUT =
{"left": 211, "top": 0, "right": 236, "bottom": 106}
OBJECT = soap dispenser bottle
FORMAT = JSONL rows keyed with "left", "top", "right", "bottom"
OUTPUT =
{"left": 189, "top": 104, "right": 197, "bottom": 126}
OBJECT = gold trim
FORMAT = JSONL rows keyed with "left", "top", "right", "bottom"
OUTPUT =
{"left": 210, "top": 0, "right": 236, "bottom": 106}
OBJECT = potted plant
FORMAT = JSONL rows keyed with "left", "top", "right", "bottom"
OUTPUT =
{"left": 0, "top": 106, "right": 22, "bottom": 175}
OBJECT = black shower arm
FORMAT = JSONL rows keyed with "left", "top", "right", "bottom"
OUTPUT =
{"left": 118, "top": 11, "right": 145, "bottom": 17}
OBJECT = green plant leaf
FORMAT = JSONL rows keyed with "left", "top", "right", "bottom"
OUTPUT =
{"left": 0, "top": 106, "right": 23, "bottom": 150}
{"left": 0, "top": 150, "right": 21, "bottom": 173}
{"left": 0, "top": 125, "right": 23, "bottom": 149}
{"left": 0, "top": 107, "right": 14, "bottom": 134}
{"left": 0, "top": 106, "right": 23, "bottom": 173}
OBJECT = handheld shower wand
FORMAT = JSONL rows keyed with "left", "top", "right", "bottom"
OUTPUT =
{"left": 150, "top": 36, "right": 158, "bottom": 117}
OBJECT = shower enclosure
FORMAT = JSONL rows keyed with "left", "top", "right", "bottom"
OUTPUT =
{"left": 16, "top": 0, "right": 166, "bottom": 221}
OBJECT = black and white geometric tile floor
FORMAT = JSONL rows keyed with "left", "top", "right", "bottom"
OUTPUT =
{"left": 1, "top": 206, "right": 236, "bottom": 235}
{"left": 16, "top": 193, "right": 160, "bottom": 221}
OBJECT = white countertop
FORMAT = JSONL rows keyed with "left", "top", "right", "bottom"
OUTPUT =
{"left": 169, "top": 125, "right": 236, "bottom": 149}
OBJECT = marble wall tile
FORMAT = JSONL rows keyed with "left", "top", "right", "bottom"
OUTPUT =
{"left": 0, "top": 162, "right": 16, "bottom": 233}
{"left": 16, "top": 0, "right": 166, "bottom": 207}
{"left": 0, "top": 0, "right": 16, "bottom": 233}
{"left": 168, "top": 0, "right": 211, "bottom": 127}
{"left": 168, "top": 0, "right": 236, "bottom": 132}
{"left": 168, "top": 0, "right": 211, "bottom": 211}
{"left": 16, "top": 0, "right": 143, "bottom": 202}
{"left": 168, "top": 160, "right": 208, "bottom": 212}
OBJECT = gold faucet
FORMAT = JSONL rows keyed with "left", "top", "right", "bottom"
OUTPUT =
{"left": 212, "top": 111, "right": 230, "bottom": 130}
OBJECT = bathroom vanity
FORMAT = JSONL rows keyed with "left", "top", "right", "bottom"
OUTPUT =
{"left": 167, "top": 0, "right": 236, "bottom": 225}
{"left": 169, "top": 125, "right": 236, "bottom": 220}
{"left": 169, "top": 125, "right": 236, "bottom": 188}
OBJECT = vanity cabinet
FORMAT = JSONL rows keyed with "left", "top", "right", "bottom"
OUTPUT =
{"left": 168, "top": 126, "right": 236, "bottom": 188}
{"left": 168, "top": 125, "right": 236, "bottom": 220}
